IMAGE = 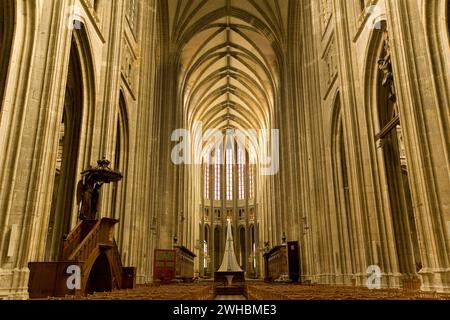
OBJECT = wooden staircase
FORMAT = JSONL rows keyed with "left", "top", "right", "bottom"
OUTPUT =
{"left": 28, "top": 218, "right": 135, "bottom": 299}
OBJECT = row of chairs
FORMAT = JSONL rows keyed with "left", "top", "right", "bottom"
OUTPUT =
{"left": 52, "top": 283, "right": 213, "bottom": 300}
{"left": 247, "top": 283, "right": 450, "bottom": 300}
{"left": 51, "top": 282, "right": 450, "bottom": 300}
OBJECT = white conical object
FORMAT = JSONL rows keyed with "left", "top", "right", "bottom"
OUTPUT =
{"left": 218, "top": 219, "right": 243, "bottom": 272}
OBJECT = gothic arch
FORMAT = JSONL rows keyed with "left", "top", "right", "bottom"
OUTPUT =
{"left": 46, "top": 38, "right": 84, "bottom": 259}
{"left": 363, "top": 21, "right": 388, "bottom": 136}
{"left": 362, "top": 21, "right": 393, "bottom": 222}
{"left": 204, "top": 224, "right": 210, "bottom": 246}
{"left": 239, "top": 225, "right": 246, "bottom": 269}
{"left": 45, "top": 23, "right": 97, "bottom": 259}
{"left": 330, "top": 92, "right": 354, "bottom": 281}
{"left": 248, "top": 223, "right": 257, "bottom": 276}
{"left": 360, "top": 21, "right": 398, "bottom": 286}
{"left": 213, "top": 226, "right": 221, "bottom": 271}
{"left": 112, "top": 90, "right": 130, "bottom": 247}
{"left": 363, "top": 22, "right": 422, "bottom": 279}
{"left": 71, "top": 23, "right": 97, "bottom": 153}
{"left": 203, "top": 224, "right": 210, "bottom": 273}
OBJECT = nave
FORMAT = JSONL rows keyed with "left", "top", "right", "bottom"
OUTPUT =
{"left": 0, "top": 0, "right": 449, "bottom": 300}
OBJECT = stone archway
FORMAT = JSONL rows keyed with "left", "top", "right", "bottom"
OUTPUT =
{"left": 45, "top": 39, "right": 85, "bottom": 260}
{"left": 362, "top": 24, "right": 422, "bottom": 285}
{"left": 375, "top": 31, "right": 421, "bottom": 276}
{"left": 203, "top": 224, "right": 210, "bottom": 275}
{"left": 330, "top": 94, "right": 354, "bottom": 284}
{"left": 214, "top": 226, "right": 221, "bottom": 271}
{"left": 239, "top": 226, "right": 246, "bottom": 270}
{"left": 111, "top": 91, "right": 130, "bottom": 250}
{"left": 45, "top": 24, "right": 96, "bottom": 261}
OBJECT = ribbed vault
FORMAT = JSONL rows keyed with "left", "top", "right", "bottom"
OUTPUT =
{"left": 167, "top": 0, "right": 288, "bottom": 154}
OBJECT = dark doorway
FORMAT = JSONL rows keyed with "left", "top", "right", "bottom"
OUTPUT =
{"left": 214, "top": 226, "right": 221, "bottom": 270}
{"left": 86, "top": 252, "right": 113, "bottom": 294}
{"left": 239, "top": 227, "right": 246, "bottom": 270}
{"left": 287, "top": 241, "right": 300, "bottom": 282}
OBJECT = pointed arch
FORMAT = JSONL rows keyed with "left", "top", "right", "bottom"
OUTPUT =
{"left": 214, "top": 225, "right": 221, "bottom": 271}
{"left": 45, "top": 23, "right": 97, "bottom": 260}
{"left": 111, "top": 90, "right": 130, "bottom": 248}
{"left": 248, "top": 223, "right": 257, "bottom": 276}
{"left": 363, "top": 22, "right": 422, "bottom": 280}
{"left": 239, "top": 225, "right": 246, "bottom": 269}
{"left": 330, "top": 92, "right": 354, "bottom": 281}
{"left": 203, "top": 224, "right": 210, "bottom": 272}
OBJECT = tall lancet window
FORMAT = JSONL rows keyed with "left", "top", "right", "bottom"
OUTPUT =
{"left": 249, "top": 154, "right": 255, "bottom": 199}
{"left": 214, "top": 148, "right": 221, "bottom": 200}
{"left": 226, "top": 141, "right": 234, "bottom": 201}
{"left": 204, "top": 162, "right": 210, "bottom": 199}
{"left": 238, "top": 148, "right": 245, "bottom": 199}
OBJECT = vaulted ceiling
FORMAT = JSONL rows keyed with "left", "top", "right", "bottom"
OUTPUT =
{"left": 164, "top": 0, "right": 289, "bottom": 142}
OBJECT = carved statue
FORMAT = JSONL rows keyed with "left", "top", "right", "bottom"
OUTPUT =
{"left": 76, "top": 158, "right": 123, "bottom": 221}
{"left": 264, "top": 241, "right": 270, "bottom": 254}
{"left": 76, "top": 173, "right": 104, "bottom": 220}
{"left": 377, "top": 32, "right": 396, "bottom": 103}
